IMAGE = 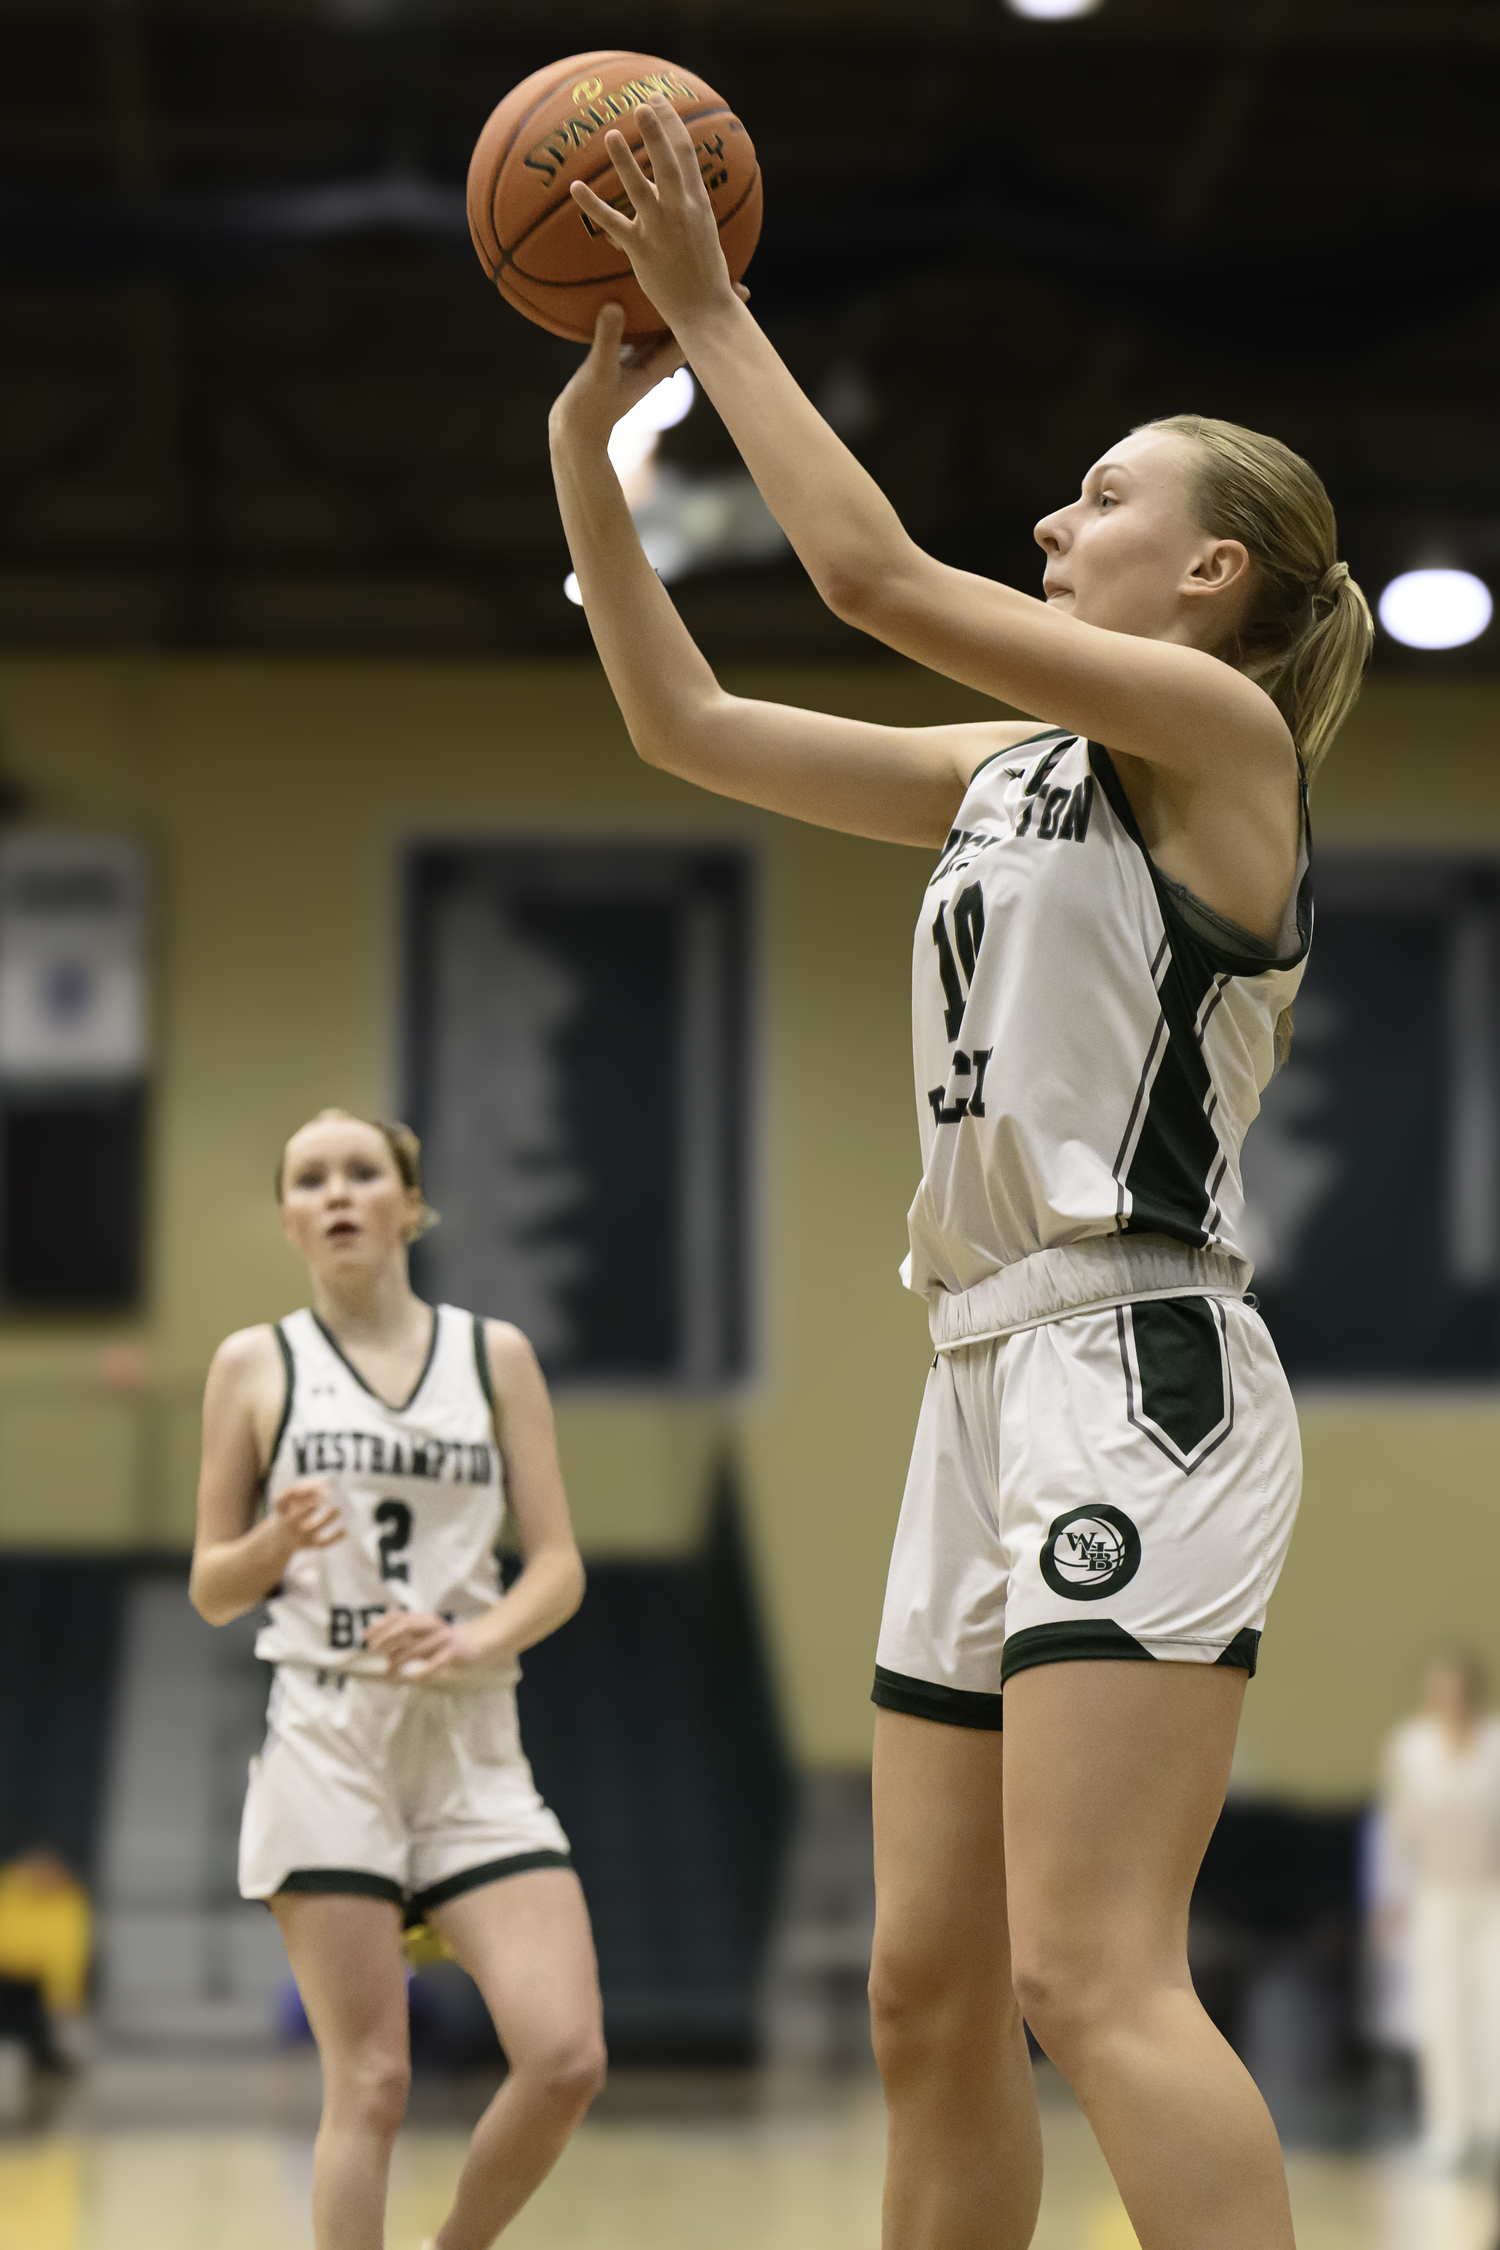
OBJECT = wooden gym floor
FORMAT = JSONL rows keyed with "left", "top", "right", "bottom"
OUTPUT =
{"left": 1, "top": 2058, "right": 1495, "bottom": 2250}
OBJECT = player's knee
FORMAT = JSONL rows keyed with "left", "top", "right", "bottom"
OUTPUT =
{"left": 335, "top": 2045, "right": 411, "bottom": 2139}
{"left": 1008, "top": 1931, "right": 1112, "bottom": 2079}
{"left": 868, "top": 1935, "right": 998, "bottom": 2081}
{"left": 528, "top": 2024, "right": 607, "bottom": 2113}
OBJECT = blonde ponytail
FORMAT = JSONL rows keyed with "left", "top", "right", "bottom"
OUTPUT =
{"left": 1140, "top": 414, "right": 1374, "bottom": 783}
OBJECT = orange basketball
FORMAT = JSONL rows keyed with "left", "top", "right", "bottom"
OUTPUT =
{"left": 466, "top": 51, "right": 762, "bottom": 344}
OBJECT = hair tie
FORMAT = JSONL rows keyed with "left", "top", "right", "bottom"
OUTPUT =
{"left": 1316, "top": 561, "right": 1349, "bottom": 604}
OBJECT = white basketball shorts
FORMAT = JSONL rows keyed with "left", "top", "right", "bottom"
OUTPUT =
{"left": 874, "top": 1294, "right": 1301, "bottom": 1728}
{"left": 239, "top": 1663, "right": 571, "bottom": 1918}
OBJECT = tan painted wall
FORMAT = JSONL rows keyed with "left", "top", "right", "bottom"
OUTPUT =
{"left": 0, "top": 660, "right": 1496, "bottom": 1789}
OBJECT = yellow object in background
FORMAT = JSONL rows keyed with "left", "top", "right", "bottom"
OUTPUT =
{"left": 0, "top": 1851, "right": 92, "bottom": 2013}
{"left": 402, "top": 1921, "right": 451, "bottom": 1972}
{"left": 0, "top": 2143, "right": 80, "bottom": 2250}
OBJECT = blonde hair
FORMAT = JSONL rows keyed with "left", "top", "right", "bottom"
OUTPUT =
{"left": 276, "top": 1108, "right": 439, "bottom": 1238}
{"left": 1140, "top": 414, "right": 1374, "bottom": 784}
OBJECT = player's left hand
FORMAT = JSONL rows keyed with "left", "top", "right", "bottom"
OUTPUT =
{"left": 549, "top": 301, "right": 686, "bottom": 457}
{"left": 569, "top": 97, "right": 737, "bottom": 338}
{"left": 364, "top": 1610, "right": 490, "bottom": 1683}
{"left": 549, "top": 276, "right": 751, "bottom": 462}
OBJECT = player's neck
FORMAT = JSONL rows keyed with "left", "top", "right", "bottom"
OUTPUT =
{"left": 308, "top": 1258, "right": 427, "bottom": 1350}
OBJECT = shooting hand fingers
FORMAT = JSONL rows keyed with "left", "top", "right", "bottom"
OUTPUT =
{"left": 569, "top": 180, "right": 633, "bottom": 248}
{"left": 601, "top": 127, "right": 656, "bottom": 215}
{"left": 636, "top": 102, "right": 690, "bottom": 197}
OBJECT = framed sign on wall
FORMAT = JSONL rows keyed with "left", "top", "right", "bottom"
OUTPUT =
{"left": 1244, "top": 854, "right": 1500, "bottom": 1381}
{"left": 404, "top": 840, "right": 753, "bottom": 1389}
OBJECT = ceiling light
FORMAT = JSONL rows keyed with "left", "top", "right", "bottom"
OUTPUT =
{"left": 607, "top": 369, "right": 695, "bottom": 482}
{"left": 563, "top": 572, "right": 583, "bottom": 606}
{"left": 1004, "top": 0, "right": 1103, "bottom": 18}
{"left": 1378, "top": 569, "right": 1493, "bottom": 651}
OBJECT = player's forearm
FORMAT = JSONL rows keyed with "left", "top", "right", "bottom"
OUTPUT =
{"left": 673, "top": 293, "right": 915, "bottom": 617}
{"left": 549, "top": 415, "right": 726, "bottom": 772}
{"left": 190, "top": 1515, "right": 294, "bottom": 1626}
{"left": 469, "top": 1545, "right": 585, "bottom": 1662}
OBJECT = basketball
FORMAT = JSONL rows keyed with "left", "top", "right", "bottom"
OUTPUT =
{"left": 466, "top": 51, "right": 762, "bottom": 344}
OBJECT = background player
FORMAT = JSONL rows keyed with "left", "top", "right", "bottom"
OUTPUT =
{"left": 546, "top": 97, "right": 1372, "bottom": 2250}
{"left": 190, "top": 1109, "right": 605, "bottom": 2250}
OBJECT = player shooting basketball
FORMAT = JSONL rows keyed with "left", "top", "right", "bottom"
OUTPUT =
{"left": 547, "top": 92, "right": 1372, "bottom": 2250}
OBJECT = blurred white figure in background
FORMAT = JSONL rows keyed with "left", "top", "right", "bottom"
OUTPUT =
{"left": 1382, "top": 1651, "right": 1500, "bottom": 2172}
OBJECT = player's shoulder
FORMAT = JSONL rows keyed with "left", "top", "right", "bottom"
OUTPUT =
{"left": 209, "top": 1322, "right": 290, "bottom": 1388}
{"left": 473, "top": 1317, "right": 548, "bottom": 1399}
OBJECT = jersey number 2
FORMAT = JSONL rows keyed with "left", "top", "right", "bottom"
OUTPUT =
{"left": 375, "top": 1499, "right": 413, "bottom": 1583}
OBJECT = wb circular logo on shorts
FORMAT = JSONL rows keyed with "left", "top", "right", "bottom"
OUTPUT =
{"left": 1040, "top": 1505, "right": 1142, "bottom": 1602}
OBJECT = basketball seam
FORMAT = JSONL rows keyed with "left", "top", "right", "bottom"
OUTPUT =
{"left": 503, "top": 162, "right": 759, "bottom": 297}
{"left": 489, "top": 101, "right": 747, "bottom": 271}
{"left": 503, "top": 157, "right": 764, "bottom": 308}
{"left": 482, "top": 50, "right": 641, "bottom": 272}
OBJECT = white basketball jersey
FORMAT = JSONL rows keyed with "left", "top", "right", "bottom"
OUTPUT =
{"left": 255, "top": 1303, "right": 510, "bottom": 1681}
{"left": 903, "top": 730, "right": 1311, "bottom": 1302}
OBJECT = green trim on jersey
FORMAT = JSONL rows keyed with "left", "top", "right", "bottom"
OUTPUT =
{"left": 871, "top": 1663, "right": 1004, "bottom": 1731}
{"left": 312, "top": 1303, "right": 441, "bottom": 1415}
{"left": 999, "top": 1618, "right": 1153, "bottom": 1683}
{"left": 276, "top": 1867, "right": 404, "bottom": 1908}
{"left": 269, "top": 1322, "right": 296, "bottom": 1474}
{"left": 409, "top": 1849, "right": 572, "bottom": 1919}
{"left": 963, "top": 726, "right": 1072, "bottom": 792}
{"left": 472, "top": 1314, "right": 496, "bottom": 1414}
{"left": 1130, "top": 1297, "right": 1229, "bottom": 1461}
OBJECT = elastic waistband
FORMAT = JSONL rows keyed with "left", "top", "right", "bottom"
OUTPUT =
{"left": 924, "top": 1234, "right": 1251, "bottom": 1353}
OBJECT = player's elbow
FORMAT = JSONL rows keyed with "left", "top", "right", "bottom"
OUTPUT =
{"left": 628, "top": 688, "right": 730, "bottom": 782}
{"left": 559, "top": 1550, "right": 586, "bottom": 1623}
{"left": 815, "top": 529, "right": 923, "bottom": 632}
{"left": 817, "top": 555, "right": 877, "bottom": 625}
{"left": 188, "top": 1566, "right": 239, "bottom": 1628}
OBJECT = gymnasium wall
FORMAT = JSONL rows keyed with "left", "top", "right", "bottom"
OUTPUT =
{"left": 0, "top": 657, "right": 1494, "bottom": 1795}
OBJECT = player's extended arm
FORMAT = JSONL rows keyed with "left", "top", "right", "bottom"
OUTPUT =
{"left": 189, "top": 1328, "right": 343, "bottom": 1626}
{"left": 549, "top": 310, "right": 1040, "bottom": 848}
{"left": 570, "top": 100, "right": 1290, "bottom": 792}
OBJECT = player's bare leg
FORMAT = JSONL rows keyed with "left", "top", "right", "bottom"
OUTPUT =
{"left": 871, "top": 1709, "right": 1043, "bottom": 2250}
{"left": 271, "top": 1892, "right": 411, "bottom": 2250}
{"left": 429, "top": 1867, "right": 606, "bottom": 2250}
{"left": 1003, "top": 1659, "right": 1294, "bottom": 2250}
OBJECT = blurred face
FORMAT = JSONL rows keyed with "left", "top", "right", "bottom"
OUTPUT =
{"left": 1424, "top": 1660, "right": 1479, "bottom": 1732}
{"left": 278, "top": 1115, "right": 421, "bottom": 1277}
{"left": 1033, "top": 429, "right": 1250, "bottom": 649}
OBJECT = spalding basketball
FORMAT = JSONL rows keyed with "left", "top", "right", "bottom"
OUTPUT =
{"left": 467, "top": 51, "right": 761, "bottom": 344}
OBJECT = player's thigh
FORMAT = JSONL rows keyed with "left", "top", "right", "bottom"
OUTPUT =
{"left": 1001, "top": 1659, "right": 1244, "bottom": 2015}
{"left": 871, "top": 1705, "right": 1010, "bottom": 2020}
{"left": 431, "top": 1868, "right": 604, "bottom": 2068}
{"left": 271, "top": 1890, "right": 410, "bottom": 2063}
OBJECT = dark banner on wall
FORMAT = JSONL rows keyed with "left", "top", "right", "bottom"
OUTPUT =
{"left": 1246, "top": 855, "right": 1500, "bottom": 1380}
{"left": 404, "top": 840, "right": 753, "bottom": 1389}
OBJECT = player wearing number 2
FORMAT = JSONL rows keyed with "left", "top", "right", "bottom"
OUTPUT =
{"left": 190, "top": 1109, "right": 604, "bottom": 2250}
{"left": 548, "top": 95, "right": 1373, "bottom": 2250}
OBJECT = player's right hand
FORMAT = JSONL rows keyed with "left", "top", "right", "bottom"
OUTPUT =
{"left": 270, "top": 1479, "right": 344, "bottom": 1552}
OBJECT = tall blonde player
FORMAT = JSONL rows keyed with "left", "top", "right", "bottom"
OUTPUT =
{"left": 547, "top": 95, "right": 1374, "bottom": 2250}
{"left": 192, "top": 1110, "right": 604, "bottom": 2250}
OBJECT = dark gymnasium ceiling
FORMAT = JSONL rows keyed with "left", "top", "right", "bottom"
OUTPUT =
{"left": 1, "top": 0, "right": 1498, "bottom": 669}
